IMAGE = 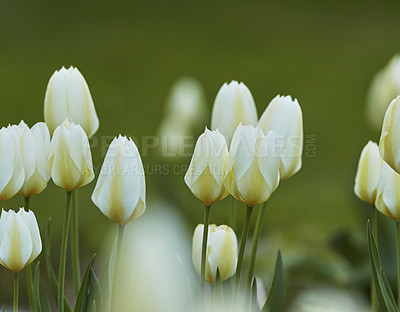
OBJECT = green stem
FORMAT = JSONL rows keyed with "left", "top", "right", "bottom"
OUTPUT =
{"left": 201, "top": 205, "right": 212, "bottom": 303}
{"left": 233, "top": 205, "right": 254, "bottom": 300}
{"left": 71, "top": 190, "right": 80, "bottom": 296}
{"left": 396, "top": 222, "right": 400, "bottom": 311}
{"left": 58, "top": 191, "right": 72, "bottom": 312}
{"left": 111, "top": 225, "right": 125, "bottom": 312}
{"left": 229, "top": 197, "right": 237, "bottom": 231}
{"left": 26, "top": 265, "right": 35, "bottom": 312}
{"left": 370, "top": 206, "right": 378, "bottom": 312}
{"left": 247, "top": 203, "right": 267, "bottom": 288}
{"left": 24, "top": 198, "right": 36, "bottom": 312}
{"left": 13, "top": 273, "right": 19, "bottom": 312}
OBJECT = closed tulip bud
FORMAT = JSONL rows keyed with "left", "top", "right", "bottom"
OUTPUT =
{"left": 211, "top": 81, "right": 258, "bottom": 146}
{"left": 0, "top": 208, "right": 42, "bottom": 273}
{"left": 366, "top": 54, "right": 400, "bottom": 131}
{"left": 192, "top": 224, "right": 238, "bottom": 284}
{"left": 379, "top": 96, "right": 400, "bottom": 174}
{"left": 0, "top": 127, "right": 24, "bottom": 201}
{"left": 8, "top": 121, "right": 51, "bottom": 197}
{"left": 258, "top": 95, "right": 303, "bottom": 180}
{"left": 91, "top": 135, "right": 146, "bottom": 226}
{"left": 184, "top": 128, "right": 229, "bottom": 206}
{"left": 375, "top": 162, "right": 400, "bottom": 222}
{"left": 354, "top": 141, "right": 383, "bottom": 204}
{"left": 224, "top": 124, "right": 280, "bottom": 207}
{"left": 48, "top": 119, "right": 94, "bottom": 191}
{"left": 44, "top": 66, "right": 99, "bottom": 138}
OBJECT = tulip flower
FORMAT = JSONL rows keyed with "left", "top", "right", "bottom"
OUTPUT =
{"left": 258, "top": 95, "right": 303, "bottom": 180}
{"left": 366, "top": 54, "right": 400, "bottom": 131}
{"left": 8, "top": 121, "right": 51, "bottom": 198}
{"left": 0, "top": 208, "right": 42, "bottom": 273}
{"left": 184, "top": 128, "right": 229, "bottom": 206}
{"left": 92, "top": 135, "right": 146, "bottom": 226}
{"left": 379, "top": 96, "right": 400, "bottom": 175}
{"left": 192, "top": 224, "right": 238, "bottom": 284}
{"left": 211, "top": 81, "right": 258, "bottom": 146}
{"left": 375, "top": 161, "right": 400, "bottom": 222}
{"left": 354, "top": 141, "right": 384, "bottom": 205}
{"left": 224, "top": 124, "right": 280, "bottom": 207}
{"left": 44, "top": 66, "right": 99, "bottom": 138}
{"left": 48, "top": 119, "right": 94, "bottom": 191}
{"left": 0, "top": 127, "right": 24, "bottom": 202}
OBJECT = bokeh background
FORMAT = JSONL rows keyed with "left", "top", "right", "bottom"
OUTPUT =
{"left": 1, "top": 0, "right": 400, "bottom": 310}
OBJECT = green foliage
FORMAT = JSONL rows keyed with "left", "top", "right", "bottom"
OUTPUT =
{"left": 251, "top": 277, "right": 260, "bottom": 312}
{"left": 262, "top": 250, "right": 285, "bottom": 312}
{"left": 74, "top": 255, "right": 96, "bottom": 312}
{"left": 367, "top": 221, "right": 397, "bottom": 312}
{"left": 0, "top": 305, "right": 6, "bottom": 312}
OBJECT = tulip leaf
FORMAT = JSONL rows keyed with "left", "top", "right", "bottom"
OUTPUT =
{"left": 44, "top": 219, "right": 72, "bottom": 312}
{"left": 251, "top": 277, "right": 260, "bottom": 312}
{"left": 86, "top": 268, "right": 102, "bottom": 312}
{"left": 262, "top": 250, "right": 285, "bottom": 312}
{"left": 74, "top": 254, "right": 96, "bottom": 312}
{"left": 33, "top": 262, "right": 52, "bottom": 312}
{"left": 0, "top": 305, "right": 7, "bottom": 312}
{"left": 367, "top": 221, "right": 397, "bottom": 312}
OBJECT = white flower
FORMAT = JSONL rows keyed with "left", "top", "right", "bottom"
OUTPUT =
{"left": 91, "top": 135, "right": 146, "bottom": 225}
{"left": 44, "top": 66, "right": 99, "bottom": 138}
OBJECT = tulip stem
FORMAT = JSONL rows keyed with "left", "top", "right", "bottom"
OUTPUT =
{"left": 71, "top": 190, "right": 81, "bottom": 296}
{"left": 58, "top": 191, "right": 72, "bottom": 312}
{"left": 370, "top": 205, "right": 378, "bottom": 312}
{"left": 13, "top": 273, "right": 19, "bottom": 312}
{"left": 111, "top": 225, "right": 125, "bottom": 312}
{"left": 396, "top": 221, "right": 400, "bottom": 311}
{"left": 233, "top": 205, "right": 254, "bottom": 300}
{"left": 247, "top": 202, "right": 267, "bottom": 288}
{"left": 201, "top": 205, "right": 212, "bottom": 303}
{"left": 24, "top": 197, "right": 36, "bottom": 312}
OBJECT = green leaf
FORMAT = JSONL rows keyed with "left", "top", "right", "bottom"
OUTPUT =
{"left": 367, "top": 221, "right": 397, "bottom": 312}
{"left": 74, "top": 254, "right": 96, "bottom": 312}
{"left": 86, "top": 268, "right": 102, "bottom": 312}
{"left": 262, "top": 250, "right": 285, "bottom": 312}
{"left": 251, "top": 277, "right": 260, "bottom": 312}
{"left": 33, "top": 262, "right": 42, "bottom": 312}
{"left": 39, "top": 280, "right": 52, "bottom": 312}
{"left": 0, "top": 305, "right": 7, "bottom": 312}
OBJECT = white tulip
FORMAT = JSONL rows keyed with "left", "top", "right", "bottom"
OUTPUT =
{"left": 258, "top": 95, "right": 303, "bottom": 180}
{"left": 0, "top": 208, "right": 42, "bottom": 273}
{"left": 91, "top": 135, "right": 146, "bottom": 225}
{"left": 211, "top": 81, "right": 258, "bottom": 146}
{"left": 192, "top": 224, "right": 238, "bottom": 284}
{"left": 375, "top": 161, "right": 400, "bottom": 222}
{"left": 354, "top": 141, "right": 384, "bottom": 205}
{"left": 0, "top": 127, "right": 24, "bottom": 201}
{"left": 48, "top": 119, "right": 94, "bottom": 191}
{"left": 44, "top": 66, "right": 99, "bottom": 138}
{"left": 184, "top": 128, "right": 229, "bottom": 206}
{"left": 366, "top": 54, "right": 400, "bottom": 131}
{"left": 224, "top": 124, "right": 280, "bottom": 207}
{"left": 8, "top": 121, "right": 50, "bottom": 197}
{"left": 379, "top": 96, "right": 400, "bottom": 174}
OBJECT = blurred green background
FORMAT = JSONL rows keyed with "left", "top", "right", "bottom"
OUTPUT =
{"left": 1, "top": 0, "right": 400, "bottom": 309}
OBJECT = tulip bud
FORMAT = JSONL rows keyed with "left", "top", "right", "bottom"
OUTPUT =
{"left": 379, "top": 96, "right": 400, "bottom": 174}
{"left": 184, "top": 128, "right": 229, "bottom": 206}
{"left": 211, "top": 81, "right": 258, "bottom": 146}
{"left": 258, "top": 95, "right": 303, "bottom": 180}
{"left": 192, "top": 224, "right": 238, "bottom": 284}
{"left": 44, "top": 66, "right": 99, "bottom": 138}
{"left": 91, "top": 135, "right": 146, "bottom": 226}
{"left": 0, "top": 208, "right": 42, "bottom": 273}
{"left": 48, "top": 119, "right": 94, "bottom": 191}
{"left": 8, "top": 121, "right": 51, "bottom": 197}
{"left": 354, "top": 141, "right": 384, "bottom": 205}
{"left": 0, "top": 127, "right": 24, "bottom": 201}
{"left": 375, "top": 162, "right": 400, "bottom": 222}
{"left": 366, "top": 54, "right": 400, "bottom": 131}
{"left": 224, "top": 124, "right": 280, "bottom": 207}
